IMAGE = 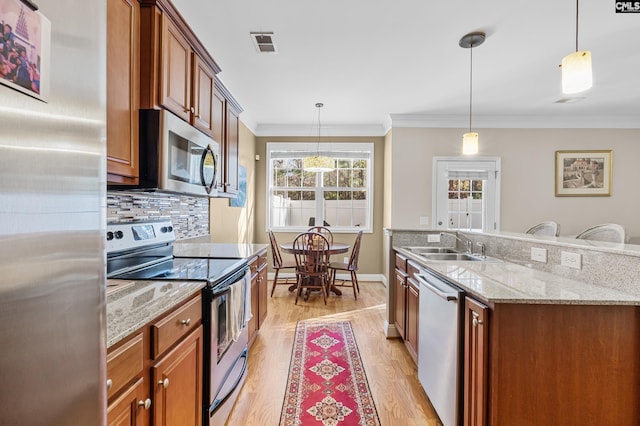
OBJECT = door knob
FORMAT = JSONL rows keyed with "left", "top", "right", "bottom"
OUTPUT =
{"left": 138, "top": 398, "right": 152, "bottom": 410}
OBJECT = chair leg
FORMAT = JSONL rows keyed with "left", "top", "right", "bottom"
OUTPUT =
{"left": 294, "top": 275, "right": 302, "bottom": 305}
{"left": 350, "top": 271, "right": 358, "bottom": 299}
{"left": 352, "top": 270, "right": 360, "bottom": 294}
{"left": 270, "top": 269, "right": 280, "bottom": 297}
{"left": 321, "top": 275, "right": 327, "bottom": 305}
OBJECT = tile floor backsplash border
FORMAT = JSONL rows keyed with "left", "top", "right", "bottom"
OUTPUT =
{"left": 107, "top": 191, "right": 209, "bottom": 240}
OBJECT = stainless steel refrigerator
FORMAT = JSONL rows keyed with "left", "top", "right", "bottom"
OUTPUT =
{"left": 0, "top": 0, "right": 106, "bottom": 424}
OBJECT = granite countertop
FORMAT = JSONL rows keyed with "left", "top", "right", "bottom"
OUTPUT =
{"left": 106, "top": 279, "right": 205, "bottom": 348}
{"left": 394, "top": 246, "right": 640, "bottom": 306}
{"left": 174, "top": 239, "right": 268, "bottom": 259}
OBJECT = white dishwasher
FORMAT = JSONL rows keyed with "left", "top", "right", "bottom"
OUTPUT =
{"left": 416, "top": 271, "right": 465, "bottom": 426}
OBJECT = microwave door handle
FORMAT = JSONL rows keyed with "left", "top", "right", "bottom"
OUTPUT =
{"left": 200, "top": 146, "right": 217, "bottom": 193}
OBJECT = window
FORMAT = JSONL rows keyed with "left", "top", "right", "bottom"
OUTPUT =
{"left": 433, "top": 157, "right": 501, "bottom": 232}
{"left": 267, "top": 142, "right": 373, "bottom": 233}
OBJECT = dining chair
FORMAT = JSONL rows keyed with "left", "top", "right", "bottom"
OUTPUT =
{"left": 292, "top": 232, "right": 331, "bottom": 305}
{"left": 525, "top": 221, "right": 560, "bottom": 237}
{"left": 268, "top": 230, "right": 296, "bottom": 297}
{"left": 576, "top": 223, "right": 627, "bottom": 243}
{"left": 328, "top": 231, "right": 363, "bottom": 299}
{"left": 307, "top": 226, "right": 333, "bottom": 245}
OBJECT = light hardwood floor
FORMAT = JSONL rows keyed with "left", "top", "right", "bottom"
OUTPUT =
{"left": 226, "top": 281, "right": 441, "bottom": 426}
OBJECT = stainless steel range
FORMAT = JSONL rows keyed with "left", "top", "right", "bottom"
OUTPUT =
{"left": 106, "top": 220, "right": 250, "bottom": 426}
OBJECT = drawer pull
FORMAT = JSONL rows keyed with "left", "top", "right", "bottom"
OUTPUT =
{"left": 159, "top": 378, "right": 170, "bottom": 389}
{"left": 106, "top": 379, "right": 113, "bottom": 391}
{"left": 181, "top": 318, "right": 191, "bottom": 326}
{"left": 138, "top": 398, "right": 152, "bottom": 410}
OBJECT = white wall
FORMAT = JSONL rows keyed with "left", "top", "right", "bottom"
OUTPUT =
{"left": 389, "top": 127, "right": 640, "bottom": 240}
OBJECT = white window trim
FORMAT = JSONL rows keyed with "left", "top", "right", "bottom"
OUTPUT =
{"left": 266, "top": 142, "right": 374, "bottom": 233}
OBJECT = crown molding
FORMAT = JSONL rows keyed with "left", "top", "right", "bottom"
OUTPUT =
{"left": 390, "top": 114, "right": 640, "bottom": 129}
{"left": 251, "top": 123, "right": 389, "bottom": 137}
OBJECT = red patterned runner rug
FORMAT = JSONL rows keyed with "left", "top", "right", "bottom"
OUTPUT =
{"left": 279, "top": 320, "right": 381, "bottom": 426}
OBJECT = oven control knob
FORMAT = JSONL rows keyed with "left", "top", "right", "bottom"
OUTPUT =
{"left": 106, "top": 231, "right": 114, "bottom": 241}
{"left": 160, "top": 226, "right": 174, "bottom": 233}
{"left": 114, "top": 231, "right": 124, "bottom": 239}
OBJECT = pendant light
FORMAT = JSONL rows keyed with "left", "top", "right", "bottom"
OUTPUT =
{"left": 303, "top": 103, "right": 334, "bottom": 172}
{"left": 561, "top": 0, "right": 592, "bottom": 94}
{"left": 459, "top": 32, "right": 485, "bottom": 155}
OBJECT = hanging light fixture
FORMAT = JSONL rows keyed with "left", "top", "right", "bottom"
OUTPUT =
{"left": 561, "top": 0, "right": 592, "bottom": 94}
{"left": 459, "top": 31, "right": 485, "bottom": 155}
{"left": 303, "top": 102, "right": 334, "bottom": 172}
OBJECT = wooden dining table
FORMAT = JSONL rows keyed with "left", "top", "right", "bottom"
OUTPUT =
{"left": 280, "top": 242, "right": 350, "bottom": 296}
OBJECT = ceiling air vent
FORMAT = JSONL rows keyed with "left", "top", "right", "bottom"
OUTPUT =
{"left": 250, "top": 32, "right": 278, "bottom": 54}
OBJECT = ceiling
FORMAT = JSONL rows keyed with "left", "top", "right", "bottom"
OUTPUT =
{"left": 171, "top": 0, "right": 639, "bottom": 136}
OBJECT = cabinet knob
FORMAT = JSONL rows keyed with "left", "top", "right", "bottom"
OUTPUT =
{"left": 158, "top": 378, "right": 170, "bottom": 388}
{"left": 181, "top": 318, "right": 191, "bottom": 326}
{"left": 472, "top": 317, "right": 483, "bottom": 327}
{"left": 138, "top": 398, "right": 152, "bottom": 410}
{"left": 106, "top": 379, "right": 113, "bottom": 391}
{"left": 190, "top": 107, "right": 195, "bottom": 114}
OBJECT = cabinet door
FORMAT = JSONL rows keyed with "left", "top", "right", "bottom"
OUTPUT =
{"left": 107, "top": 377, "right": 149, "bottom": 426}
{"left": 106, "top": 0, "right": 139, "bottom": 184}
{"left": 152, "top": 325, "right": 203, "bottom": 426}
{"left": 464, "top": 297, "right": 489, "bottom": 426}
{"left": 212, "top": 88, "right": 225, "bottom": 145}
{"left": 258, "top": 264, "right": 268, "bottom": 327}
{"left": 393, "top": 268, "right": 407, "bottom": 339}
{"left": 223, "top": 104, "right": 240, "bottom": 196}
{"left": 192, "top": 56, "right": 214, "bottom": 136}
{"left": 405, "top": 277, "right": 419, "bottom": 363}
{"left": 248, "top": 272, "right": 259, "bottom": 346}
{"left": 161, "top": 16, "right": 192, "bottom": 122}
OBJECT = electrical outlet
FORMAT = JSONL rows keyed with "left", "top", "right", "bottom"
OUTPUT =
{"left": 419, "top": 216, "right": 429, "bottom": 225}
{"left": 427, "top": 234, "right": 441, "bottom": 243}
{"left": 343, "top": 257, "right": 349, "bottom": 264}
{"left": 531, "top": 247, "right": 547, "bottom": 263}
{"left": 560, "top": 251, "right": 582, "bottom": 269}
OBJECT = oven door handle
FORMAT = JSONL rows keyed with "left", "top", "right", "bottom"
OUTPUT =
{"left": 209, "top": 348, "right": 248, "bottom": 416}
{"left": 212, "top": 285, "right": 231, "bottom": 298}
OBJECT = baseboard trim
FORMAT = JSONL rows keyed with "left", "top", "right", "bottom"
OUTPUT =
{"left": 384, "top": 321, "right": 400, "bottom": 338}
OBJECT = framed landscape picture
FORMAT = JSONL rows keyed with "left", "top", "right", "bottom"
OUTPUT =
{"left": 555, "top": 150, "right": 612, "bottom": 197}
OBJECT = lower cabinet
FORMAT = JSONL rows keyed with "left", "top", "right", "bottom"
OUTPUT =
{"left": 393, "top": 253, "right": 408, "bottom": 340}
{"left": 463, "top": 297, "right": 489, "bottom": 426}
{"left": 248, "top": 248, "right": 268, "bottom": 347}
{"left": 393, "top": 252, "right": 420, "bottom": 364}
{"left": 106, "top": 293, "right": 203, "bottom": 426}
{"left": 404, "top": 275, "right": 419, "bottom": 362}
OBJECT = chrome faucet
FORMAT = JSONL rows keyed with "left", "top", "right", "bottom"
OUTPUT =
{"left": 476, "top": 242, "right": 486, "bottom": 259}
{"left": 440, "top": 232, "right": 473, "bottom": 253}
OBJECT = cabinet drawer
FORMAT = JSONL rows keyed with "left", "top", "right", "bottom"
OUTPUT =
{"left": 107, "top": 332, "right": 144, "bottom": 400}
{"left": 395, "top": 253, "right": 407, "bottom": 272}
{"left": 152, "top": 295, "right": 202, "bottom": 359}
{"left": 258, "top": 251, "right": 267, "bottom": 269}
{"left": 249, "top": 256, "right": 259, "bottom": 276}
{"left": 407, "top": 260, "right": 421, "bottom": 279}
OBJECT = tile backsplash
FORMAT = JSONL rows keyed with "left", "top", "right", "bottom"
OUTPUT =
{"left": 107, "top": 191, "right": 209, "bottom": 240}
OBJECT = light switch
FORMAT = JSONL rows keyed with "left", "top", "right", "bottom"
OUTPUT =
{"left": 560, "top": 251, "right": 582, "bottom": 269}
{"left": 530, "top": 247, "right": 547, "bottom": 263}
{"left": 427, "top": 234, "right": 440, "bottom": 243}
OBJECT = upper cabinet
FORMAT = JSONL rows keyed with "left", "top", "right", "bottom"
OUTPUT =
{"left": 214, "top": 78, "right": 242, "bottom": 197}
{"left": 106, "top": 0, "right": 140, "bottom": 185}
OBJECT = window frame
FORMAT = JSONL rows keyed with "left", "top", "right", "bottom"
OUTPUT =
{"left": 266, "top": 142, "right": 374, "bottom": 233}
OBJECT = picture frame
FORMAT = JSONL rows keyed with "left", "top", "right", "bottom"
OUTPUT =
{"left": 229, "top": 165, "right": 247, "bottom": 207}
{"left": 0, "top": 0, "right": 50, "bottom": 102}
{"left": 555, "top": 150, "right": 612, "bottom": 197}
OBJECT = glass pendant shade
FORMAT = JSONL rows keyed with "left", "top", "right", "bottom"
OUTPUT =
{"left": 303, "top": 155, "right": 334, "bottom": 172}
{"left": 562, "top": 50, "right": 593, "bottom": 94}
{"left": 462, "top": 132, "right": 479, "bottom": 155}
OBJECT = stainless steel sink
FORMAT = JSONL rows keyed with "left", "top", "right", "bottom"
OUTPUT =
{"left": 420, "top": 253, "right": 484, "bottom": 261}
{"left": 405, "top": 247, "right": 458, "bottom": 254}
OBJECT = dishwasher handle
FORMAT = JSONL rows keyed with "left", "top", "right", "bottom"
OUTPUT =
{"left": 416, "top": 273, "right": 459, "bottom": 302}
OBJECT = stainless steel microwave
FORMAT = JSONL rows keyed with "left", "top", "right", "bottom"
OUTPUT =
{"left": 138, "top": 109, "right": 219, "bottom": 197}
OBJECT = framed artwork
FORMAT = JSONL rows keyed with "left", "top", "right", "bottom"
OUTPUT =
{"left": 555, "top": 150, "right": 612, "bottom": 197}
{"left": 229, "top": 165, "right": 247, "bottom": 207}
{"left": 0, "top": 0, "right": 50, "bottom": 102}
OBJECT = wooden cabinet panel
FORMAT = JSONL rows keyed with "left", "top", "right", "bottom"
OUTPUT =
{"left": 393, "top": 268, "right": 407, "bottom": 340}
{"left": 192, "top": 56, "right": 214, "bottom": 136}
{"left": 152, "top": 325, "right": 203, "bottom": 426}
{"left": 160, "top": 15, "right": 192, "bottom": 122}
{"left": 211, "top": 89, "right": 225, "bottom": 145}
{"left": 404, "top": 277, "right": 419, "bottom": 363}
{"left": 223, "top": 104, "right": 240, "bottom": 196}
{"left": 258, "top": 262, "right": 268, "bottom": 327}
{"left": 107, "top": 0, "right": 139, "bottom": 184}
{"left": 107, "top": 333, "right": 144, "bottom": 400}
{"left": 248, "top": 249, "right": 268, "bottom": 347}
{"left": 464, "top": 297, "right": 489, "bottom": 426}
{"left": 151, "top": 294, "right": 201, "bottom": 359}
{"left": 107, "top": 377, "right": 149, "bottom": 426}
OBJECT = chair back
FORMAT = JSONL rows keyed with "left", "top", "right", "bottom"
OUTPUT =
{"left": 576, "top": 223, "right": 627, "bottom": 243}
{"left": 525, "top": 221, "right": 560, "bottom": 237}
{"left": 268, "top": 230, "right": 283, "bottom": 268}
{"left": 348, "top": 231, "right": 363, "bottom": 271}
{"left": 307, "top": 226, "right": 333, "bottom": 245}
{"left": 292, "top": 232, "right": 331, "bottom": 276}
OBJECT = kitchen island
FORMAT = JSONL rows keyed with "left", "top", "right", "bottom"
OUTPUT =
{"left": 390, "top": 238, "right": 640, "bottom": 426}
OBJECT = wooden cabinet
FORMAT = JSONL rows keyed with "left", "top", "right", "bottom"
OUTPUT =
{"left": 152, "top": 326, "right": 203, "bottom": 426}
{"left": 160, "top": 15, "right": 192, "bottom": 122}
{"left": 107, "top": 293, "right": 203, "bottom": 426}
{"left": 393, "top": 252, "right": 407, "bottom": 340}
{"left": 405, "top": 275, "right": 419, "bottom": 363}
{"left": 214, "top": 80, "right": 242, "bottom": 197}
{"left": 248, "top": 248, "right": 268, "bottom": 347}
{"left": 463, "top": 297, "right": 488, "bottom": 426}
{"left": 460, "top": 298, "right": 640, "bottom": 425}
{"left": 392, "top": 253, "right": 420, "bottom": 363}
{"left": 106, "top": 0, "right": 140, "bottom": 185}
{"left": 192, "top": 56, "right": 215, "bottom": 136}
